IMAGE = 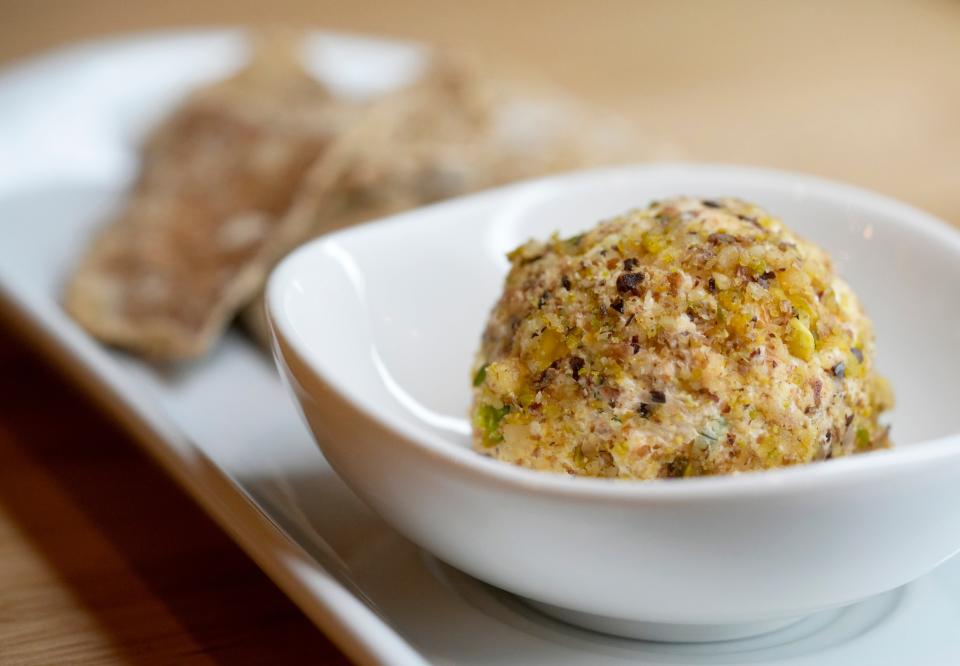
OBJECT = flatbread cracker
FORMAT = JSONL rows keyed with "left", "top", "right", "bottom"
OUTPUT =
{"left": 242, "top": 55, "right": 660, "bottom": 344}
{"left": 64, "top": 36, "right": 350, "bottom": 360}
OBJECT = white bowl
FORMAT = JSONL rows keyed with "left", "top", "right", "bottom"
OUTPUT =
{"left": 267, "top": 164, "right": 960, "bottom": 642}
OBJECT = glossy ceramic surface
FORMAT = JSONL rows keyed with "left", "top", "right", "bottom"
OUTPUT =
{"left": 269, "top": 164, "right": 960, "bottom": 640}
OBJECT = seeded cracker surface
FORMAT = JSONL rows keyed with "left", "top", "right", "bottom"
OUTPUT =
{"left": 471, "top": 198, "right": 893, "bottom": 479}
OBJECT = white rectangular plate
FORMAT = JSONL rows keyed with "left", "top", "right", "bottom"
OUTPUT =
{"left": 2, "top": 28, "right": 959, "bottom": 666}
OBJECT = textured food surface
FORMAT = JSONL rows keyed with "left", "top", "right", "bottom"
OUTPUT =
{"left": 64, "top": 35, "right": 662, "bottom": 358}
{"left": 64, "top": 36, "right": 348, "bottom": 359}
{"left": 471, "top": 198, "right": 893, "bottom": 479}
{"left": 240, "top": 56, "right": 654, "bottom": 344}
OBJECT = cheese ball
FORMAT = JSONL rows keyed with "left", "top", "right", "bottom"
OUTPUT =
{"left": 471, "top": 198, "right": 892, "bottom": 479}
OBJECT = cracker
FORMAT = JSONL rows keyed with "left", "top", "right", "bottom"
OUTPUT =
{"left": 243, "top": 55, "right": 659, "bottom": 344}
{"left": 64, "top": 35, "right": 350, "bottom": 359}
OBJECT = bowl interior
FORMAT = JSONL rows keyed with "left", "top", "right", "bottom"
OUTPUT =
{"left": 271, "top": 165, "right": 960, "bottom": 457}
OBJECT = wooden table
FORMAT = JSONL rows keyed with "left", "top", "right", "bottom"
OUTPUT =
{"left": 1, "top": 1, "right": 958, "bottom": 663}
{"left": 0, "top": 330, "right": 350, "bottom": 664}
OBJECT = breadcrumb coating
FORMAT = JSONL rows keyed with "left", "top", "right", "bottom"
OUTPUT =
{"left": 471, "top": 198, "right": 892, "bottom": 479}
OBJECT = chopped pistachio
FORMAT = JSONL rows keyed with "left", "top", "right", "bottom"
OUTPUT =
{"left": 787, "top": 318, "right": 815, "bottom": 361}
{"left": 473, "top": 403, "right": 510, "bottom": 447}
{"left": 471, "top": 197, "right": 892, "bottom": 479}
{"left": 527, "top": 327, "right": 568, "bottom": 373}
{"left": 472, "top": 364, "right": 488, "bottom": 387}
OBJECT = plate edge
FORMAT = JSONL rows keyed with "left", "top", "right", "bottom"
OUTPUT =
{"left": 0, "top": 273, "right": 427, "bottom": 666}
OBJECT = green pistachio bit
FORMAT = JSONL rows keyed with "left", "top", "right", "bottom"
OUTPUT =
{"left": 472, "top": 364, "right": 488, "bottom": 387}
{"left": 855, "top": 427, "right": 871, "bottom": 450}
{"left": 787, "top": 317, "right": 815, "bottom": 361}
{"left": 697, "top": 417, "right": 728, "bottom": 445}
{"left": 474, "top": 404, "right": 510, "bottom": 446}
{"left": 559, "top": 233, "right": 587, "bottom": 255}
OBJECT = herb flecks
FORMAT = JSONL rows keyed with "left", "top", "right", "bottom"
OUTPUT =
{"left": 474, "top": 404, "right": 510, "bottom": 446}
{"left": 472, "top": 364, "right": 488, "bottom": 387}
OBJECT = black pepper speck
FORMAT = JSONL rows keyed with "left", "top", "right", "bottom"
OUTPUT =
{"left": 570, "top": 356, "right": 585, "bottom": 381}
{"left": 616, "top": 271, "right": 644, "bottom": 295}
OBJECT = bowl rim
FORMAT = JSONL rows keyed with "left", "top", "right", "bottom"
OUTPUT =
{"left": 267, "top": 162, "right": 960, "bottom": 503}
